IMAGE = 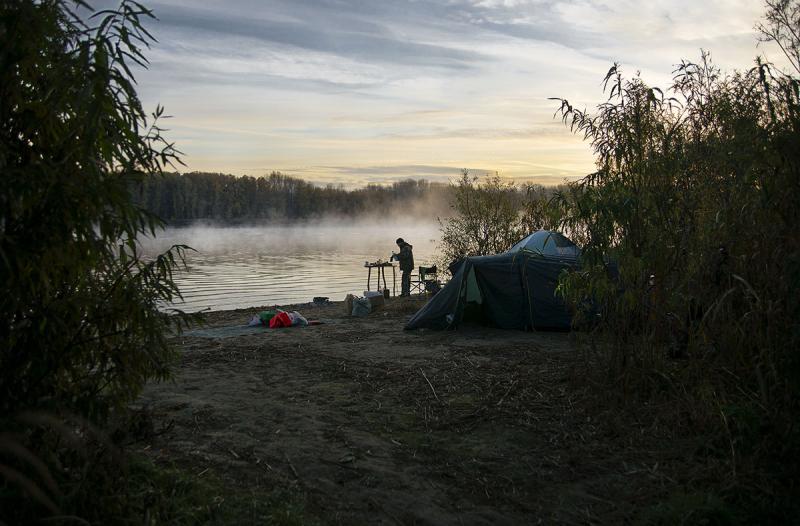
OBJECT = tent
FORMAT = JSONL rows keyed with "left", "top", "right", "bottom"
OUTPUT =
{"left": 405, "top": 230, "right": 580, "bottom": 331}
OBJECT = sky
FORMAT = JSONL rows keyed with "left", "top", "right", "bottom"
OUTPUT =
{"left": 109, "top": 0, "right": 771, "bottom": 187}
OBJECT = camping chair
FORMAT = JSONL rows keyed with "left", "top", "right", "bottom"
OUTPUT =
{"left": 410, "top": 265, "right": 440, "bottom": 295}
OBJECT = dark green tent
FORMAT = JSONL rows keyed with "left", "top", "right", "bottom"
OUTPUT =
{"left": 405, "top": 230, "right": 580, "bottom": 331}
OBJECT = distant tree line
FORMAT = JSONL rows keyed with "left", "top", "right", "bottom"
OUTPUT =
{"left": 133, "top": 171, "right": 454, "bottom": 223}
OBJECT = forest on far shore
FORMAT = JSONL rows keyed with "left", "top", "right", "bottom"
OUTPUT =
{"left": 134, "top": 171, "right": 458, "bottom": 223}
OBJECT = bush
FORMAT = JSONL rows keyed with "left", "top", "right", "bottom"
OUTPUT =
{"left": 0, "top": 0, "right": 193, "bottom": 520}
{"left": 438, "top": 170, "right": 560, "bottom": 264}
{"left": 550, "top": 2, "right": 800, "bottom": 518}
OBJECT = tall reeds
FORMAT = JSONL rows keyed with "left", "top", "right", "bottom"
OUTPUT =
{"left": 549, "top": 8, "right": 800, "bottom": 516}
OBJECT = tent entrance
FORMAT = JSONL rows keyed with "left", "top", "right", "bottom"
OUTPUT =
{"left": 461, "top": 266, "right": 494, "bottom": 326}
{"left": 461, "top": 267, "right": 487, "bottom": 324}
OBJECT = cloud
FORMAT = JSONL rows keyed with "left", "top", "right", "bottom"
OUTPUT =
{"left": 147, "top": 1, "right": 487, "bottom": 70}
{"left": 84, "top": 0, "right": 771, "bottom": 186}
{"left": 553, "top": 0, "right": 762, "bottom": 43}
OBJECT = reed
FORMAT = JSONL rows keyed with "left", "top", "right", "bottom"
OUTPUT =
{"left": 547, "top": 3, "right": 800, "bottom": 518}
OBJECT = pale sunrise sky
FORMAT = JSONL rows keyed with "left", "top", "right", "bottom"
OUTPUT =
{"left": 111, "top": 0, "right": 771, "bottom": 186}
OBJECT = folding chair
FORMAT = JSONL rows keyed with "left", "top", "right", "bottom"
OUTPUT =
{"left": 410, "top": 265, "right": 439, "bottom": 295}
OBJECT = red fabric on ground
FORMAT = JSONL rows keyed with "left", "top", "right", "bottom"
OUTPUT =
{"left": 269, "top": 311, "right": 292, "bottom": 328}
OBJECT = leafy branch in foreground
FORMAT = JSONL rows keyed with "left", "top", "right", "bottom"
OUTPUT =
{"left": 1, "top": 0, "right": 195, "bottom": 521}
{"left": 757, "top": 0, "right": 800, "bottom": 75}
{"left": 548, "top": 5, "right": 800, "bottom": 520}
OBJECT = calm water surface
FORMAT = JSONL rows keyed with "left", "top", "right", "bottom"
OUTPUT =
{"left": 139, "top": 221, "right": 440, "bottom": 312}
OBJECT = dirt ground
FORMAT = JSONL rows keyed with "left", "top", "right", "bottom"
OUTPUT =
{"left": 137, "top": 298, "right": 689, "bottom": 525}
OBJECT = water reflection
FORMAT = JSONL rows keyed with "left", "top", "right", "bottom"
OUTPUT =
{"left": 138, "top": 221, "right": 440, "bottom": 312}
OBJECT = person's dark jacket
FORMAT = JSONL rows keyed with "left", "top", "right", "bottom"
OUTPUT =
{"left": 396, "top": 242, "right": 414, "bottom": 272}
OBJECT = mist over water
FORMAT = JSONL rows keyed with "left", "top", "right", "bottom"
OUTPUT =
{"left": 138, "top": 220, "right": 441, "bottom": 312}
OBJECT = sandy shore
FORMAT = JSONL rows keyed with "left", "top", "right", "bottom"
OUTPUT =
{"left": 137, "top": 297, "right": 685, "bottom": 524}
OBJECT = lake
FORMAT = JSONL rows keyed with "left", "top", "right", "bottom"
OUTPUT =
{"left": 138, "top": 221, "right": 441, "bottom": 312}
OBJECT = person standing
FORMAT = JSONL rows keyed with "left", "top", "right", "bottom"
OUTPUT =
{"left": 392, "top": 237, "right": 414, "bottom": 297}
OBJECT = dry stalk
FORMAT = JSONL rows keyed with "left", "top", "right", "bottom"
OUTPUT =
{"left": 284, "top": 452, "right": 300, "bottom": 480}
{"left": 419, "top": 368, "right": 440, "bottom": 402}
{"left": 496, "top": 380, "right": 518, "bottom": 407}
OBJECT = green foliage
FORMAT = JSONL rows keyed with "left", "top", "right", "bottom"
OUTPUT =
{"left": 2, "top": 441, "right": 306, "bottom": 525}
{"left": 0, "top": 0, "right": 194, "bottom": 520}
{"left": 438, "top": 170, "right": 522, "bottom": 262}
{"left": 518, "top": 183, "right": 561, "bottom": 233}
{"left": 549, "top": 1, "right": 800, "bottom": 517}
{"left": 437, "top": 170, "right": 561, "bottom": 263}
{"left": 757, "top": 0, "right": 800, "bottom": 75}
{"left": 117, "top": 457, "right": 308, "bottom": 525}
